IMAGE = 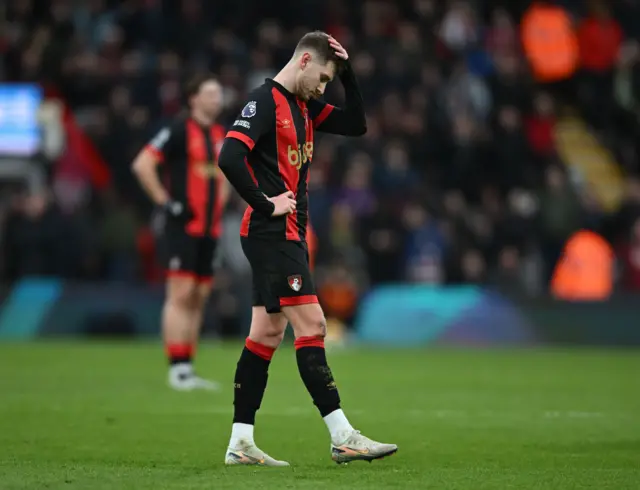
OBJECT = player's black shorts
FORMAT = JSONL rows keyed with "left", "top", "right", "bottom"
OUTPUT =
{"left": 241, "top": 237, "right": 318, "bottom": 314}
{"left": 161, "top": 223, "right": 219, "bottom": 283}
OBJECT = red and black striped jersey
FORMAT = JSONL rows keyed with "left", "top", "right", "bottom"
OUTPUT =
{"left": 222, "top": 62, "right": 366, "bottom": 242}
{"left": 145, "top": 115, "right": 226, "bottom": 238}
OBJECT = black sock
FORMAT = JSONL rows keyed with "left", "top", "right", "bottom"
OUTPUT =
{"left": 233, "top": 338, "right": 275, "bottom": 425}
{"left": 295, "top": 336, "right": 341, "bottom": 417}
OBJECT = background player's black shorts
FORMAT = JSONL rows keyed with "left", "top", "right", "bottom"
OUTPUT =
{"left": 241, "top": 238, "right": 318, "bottom": 313}
{"left": 160, "top": 223, "right": 219, "bottom": 282}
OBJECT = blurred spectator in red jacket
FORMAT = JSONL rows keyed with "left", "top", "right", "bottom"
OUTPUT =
{"left": 525, "top": 91, "right": 557, "bottom": 160}
{"left": 578, "top": 1, "right": 623, "bottom": 73}
{"left": 577, "top": 0, "right": 623, "bottom": 128}
{"left": 616, "top": 216, "right": 640, "bottom": 291}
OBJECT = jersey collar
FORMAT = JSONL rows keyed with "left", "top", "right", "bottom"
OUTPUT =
{"left": 266, "top": 78, "right": 300, "bottom": 102}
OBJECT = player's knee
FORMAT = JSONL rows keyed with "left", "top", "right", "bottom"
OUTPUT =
{"left": 193, "top": 283, "right": 212, "bottom": 309}
{"left": 301, "top": 315, "right": 327, "bottom": 339}
{"left": 316, "top": 316, "right": 328, "bottom": 338}
{"left": 249, "top": 325, "right": 285, "bottom": 349}
{"left": 251, "top": 330, "right": 284, "bottom": 350}
{"left": 286, "top": 303, "right": 327, "bottom": 339}
{"left": 192, "top": 295, "right": 205, "bottom": 311}
{"left": 248, "top": 311, "right": 287, "bottom": 350}
{"left": 167, "top": 282, "right": 198, "bottom": 309}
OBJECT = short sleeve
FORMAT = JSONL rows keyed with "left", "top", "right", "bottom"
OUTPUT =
{"left": 225, "top": 87, "right": 275, "bottom": 150}
{"left": 144, "top": 121, "right": 182, "bottom": 163}
{"left": 307, "top": 98, "right": 336, "bottom": 130}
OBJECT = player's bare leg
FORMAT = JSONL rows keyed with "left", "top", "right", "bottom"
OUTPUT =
{"left": 190, "top": 280, "right": 213, "bottom": 346}
{"left": 283, "top": 303, "right": 398, "bottom": 464}
{"left": 224, "top": 306, "right": 290, "bottom": 466}
{"left": 182, "top": 279, "right": 220, "bottom": 391}
{"left": 163, "top": 276, "right": 196, "bottom": 389}
{"left": 163, "top": 276, "right": 216, "bottom": 391}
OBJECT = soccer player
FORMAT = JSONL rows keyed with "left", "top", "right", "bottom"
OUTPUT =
{"left": 132, "top": 75, "right": 229, "bottom": 391}
{"left": 218, "top": 31, "right": 397, "bottom": 466}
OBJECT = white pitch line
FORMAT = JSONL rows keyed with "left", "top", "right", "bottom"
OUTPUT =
{"left": 40, "top": 405, "right": 612, "bottom": 420}
{"left": 141, "top": 407, "right": 609, "bottom": 420}
{"left": 543, "top": 411, "right": 605, "bottom": 419}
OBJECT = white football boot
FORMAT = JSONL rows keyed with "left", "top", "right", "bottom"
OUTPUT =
{"left": 168, "top": 363, "right": 220, "bottom": 392}
{"left": 224, "top": 438, "right": 290, "bottom": 467}
{"left": 331, "top": 430, "right": 398, "bottom": 464}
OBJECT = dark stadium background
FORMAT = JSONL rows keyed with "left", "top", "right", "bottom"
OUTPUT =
{"left": 1, "top": 0, "right": 639, "bottom": 341}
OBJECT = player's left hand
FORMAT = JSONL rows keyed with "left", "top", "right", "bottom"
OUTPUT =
{"left": 329, "top": 36, "right": 348, "bottom": 61}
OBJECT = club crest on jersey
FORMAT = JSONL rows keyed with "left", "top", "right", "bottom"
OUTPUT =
{"left": 288, "top": 275, "right": 302, "bottom": 292}
{"left": 241, "top": 101, "right": 257, "bottom": 118}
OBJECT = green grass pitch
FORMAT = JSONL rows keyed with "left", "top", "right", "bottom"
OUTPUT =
{"left": 0, "top": 341, "right": 638, "bottom": 489}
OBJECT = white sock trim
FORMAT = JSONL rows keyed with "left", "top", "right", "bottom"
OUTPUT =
{"left": 230, "top": 423, "right": 255, "bottom": 447}
{"left": 169, "top": 363, "right": 193, "bottom": 379}
{"left": 323, "top": 409, "right": 354, "bottom": 443}
{"left": 170, "top": 362, "right": 192, "bottom": 371}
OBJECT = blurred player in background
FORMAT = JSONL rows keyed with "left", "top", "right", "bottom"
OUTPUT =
{"left": 218, "top": 31, "right": 397, "bottom": 466}
{"left": 132, "top": 75, "right": 229, "bottom": 391}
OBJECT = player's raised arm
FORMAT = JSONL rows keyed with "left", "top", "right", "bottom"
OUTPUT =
{"left": 219, "top": 93, "right": 295, "bottom": 217}
{"left": 132, "top": 126, "right": 172, "bottom": 206}
{"left": 308, "top": 37, "right": 366, "bottom": 136}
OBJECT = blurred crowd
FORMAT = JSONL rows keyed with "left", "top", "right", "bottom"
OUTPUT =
{"left": 1, "top": 0, "right": 640, "bottom": 321}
